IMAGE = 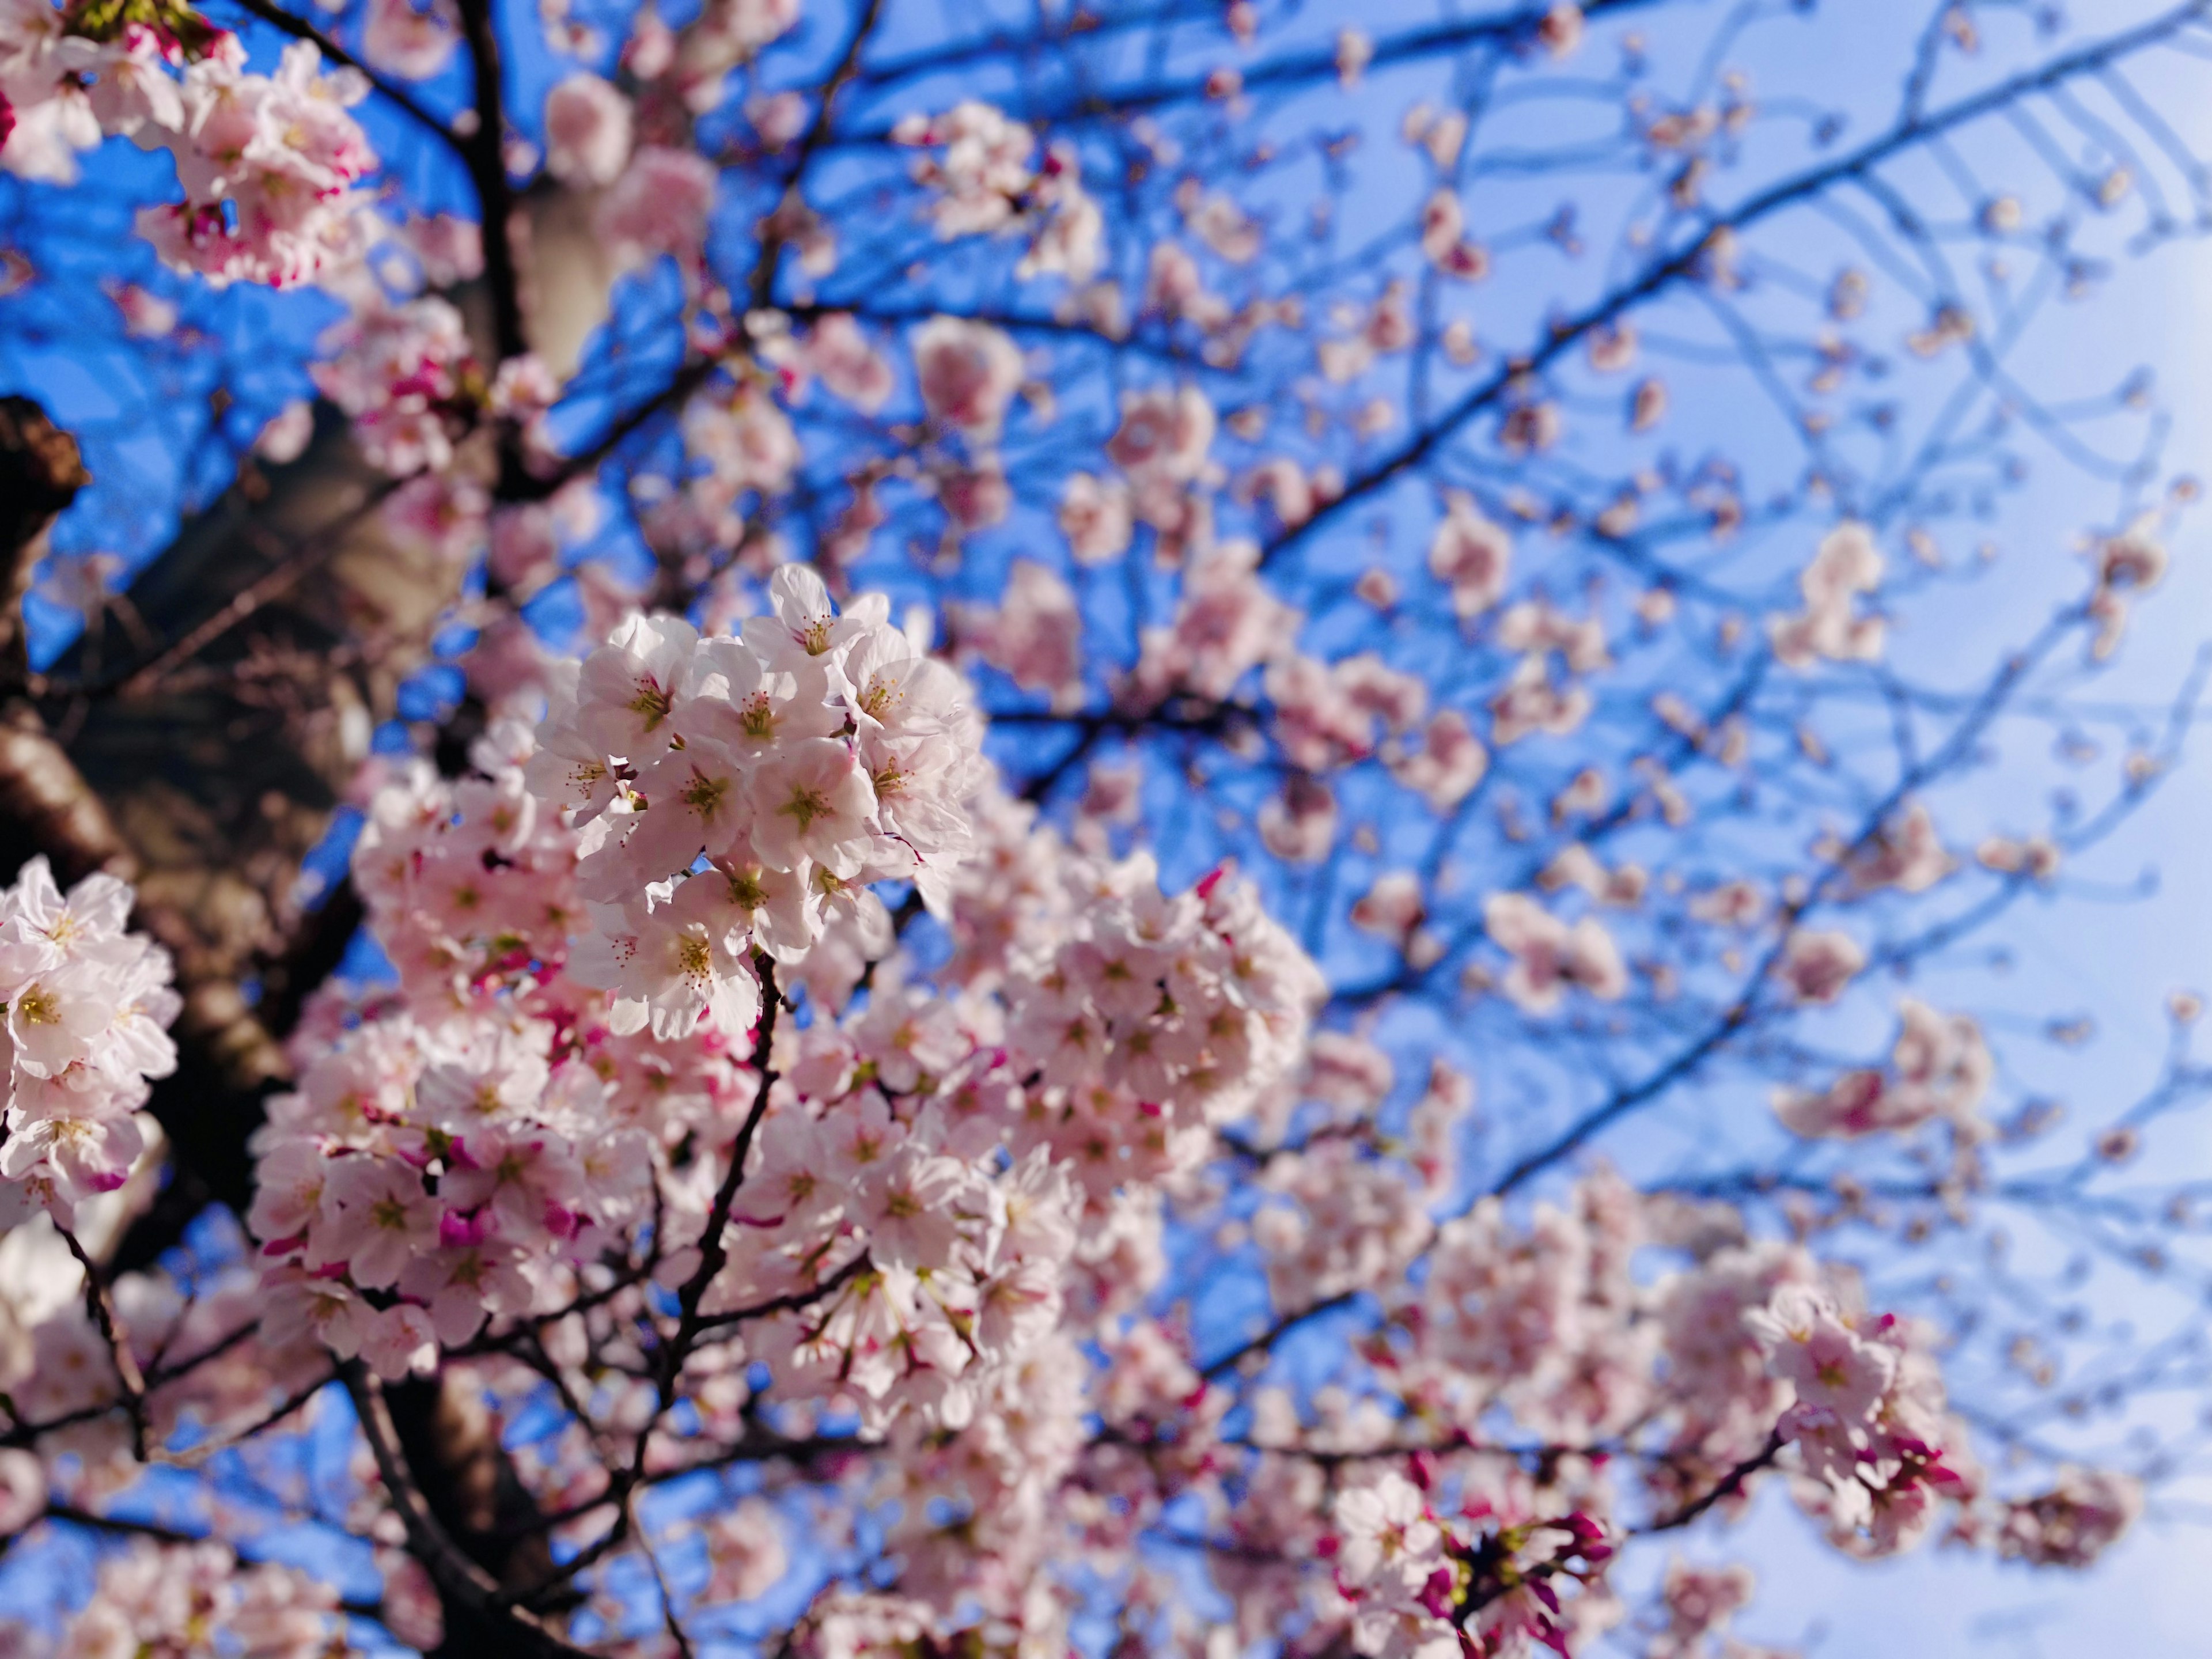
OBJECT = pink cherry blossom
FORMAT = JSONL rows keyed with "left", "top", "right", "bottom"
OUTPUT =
{"left": 543, "top": 71, "right": 633, "bottom": 187}
{"left": 912, "top": 316, "right": 1024, "bottom": 442}
{"left": 599, "top": 143, "right": 718, "bottom": 266}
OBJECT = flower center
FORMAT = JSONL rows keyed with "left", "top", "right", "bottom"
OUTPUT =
{"left": 781, "top": 786, "right": 831, "bottom": 831}
{"left": 683, "top": 771, "right": 730, "bottom": 821}
{"left": 628, "top": 676, "right": 674, "bottom": 730}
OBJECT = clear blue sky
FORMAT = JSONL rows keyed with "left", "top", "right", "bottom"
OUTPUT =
{"left": 1605, "top": 13, "right": 2212, "bottom": 1648}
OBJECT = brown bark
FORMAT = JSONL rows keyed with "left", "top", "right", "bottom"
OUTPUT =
{"left": 0, "top": 396, "right": 88, "bottom": 586}
{"left": 5, "top": 393, "right": 565, "bottom": 1647}
{"left": 0, "top": 94, "right": 637, "bottom": 1615}
{"left": 0, "top": 0, "right": 631, "bottom": 1626}
{"left": 9, "top": 404, "right": 465, "bottom": 1237}
{"left": 384, "top": 1373, "right": 579, "bottom": 1654}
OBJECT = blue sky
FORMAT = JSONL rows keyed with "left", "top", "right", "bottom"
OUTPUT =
{"left": 1623, "top": 21, "right": 2212, "bottom": 1639}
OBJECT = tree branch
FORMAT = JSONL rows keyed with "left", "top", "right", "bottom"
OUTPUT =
{"left": 1259, "top": 0, "right": 2212, "bottom": 571}
{"left": 343, "top": 1362, "right": 600, "bottom": 1659}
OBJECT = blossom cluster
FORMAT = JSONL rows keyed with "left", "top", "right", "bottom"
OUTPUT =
{"left": 247, "top": 721, "right": 659, "bottom": 1378}
{"left": 1330, "top": 1471, "right": 1614, "bottom": 1659}
{"left": 0, "top": 1246, "right": 321, "bottom": 1508}
{"left": 892, "top": 99, "right": 1104, "bottom": 284}
{"left": 28, "top": 1539, "right": 353, "bottom": 1658}
{"left": 312, "top": 296, "right": 487, "bottom": 478}
{"left": 241, "top": 572, "right": 999, "bottom": 1386}
{"left": 1989, "top": 1465, "right": 2144, "bottom": 1567}
{"left": 1478, "top": 891, "right": 1628, "bottom": 1013}
{"left": 1746, "top": 1285, "right": 1972, "bottom": 1555}
{"left": 997, "top": 846, "right": 1327, "bottom": 1174}
{"left": 1767, "top": 523, "right": 1885, "bottom": 672}
{"left": 719, "top": 1053, "right": 1091, "bottom": 1438}
{"left": 0, "top": 858, "right": 178, "bottom": 1225}
{"left": 540, "top": 564, "right": 987, "bottom": 1023}
{"left": 0, "top": 1, "right": 378, "bottom": 288}
{"left": 1773, "top": 999, "right": 1993, "bottom": 1141}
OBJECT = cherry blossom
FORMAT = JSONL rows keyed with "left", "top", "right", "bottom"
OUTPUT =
{"left": 1769, "top": 524, "right": 1885, "bottom": 671}
{"left": 911, "top": 316, "right": 1024, "bottom": 442}
{"left": 600, "top": 144, "right": 720, "bottom": 267}
{"left": 1775, "top": 929, "right": 1865, "bottom": 1005}
{"left": 1484, "top": 892, "right": 1628, "bottom": 1012}
{"left": 1993, "top": 1467, "right": 2143, "bottom": 1568}
{"left": 0, "top": 859, "right": 177, "bottom": 1224}
{"left": 41, "top": 1540, "right": 350, "bottom": 1658}
{"left": 1427, "top": 491, "right": 1513, "bottom": 618}
{"left": 361, "top": 0, "right": 457, "bottom": 79}
{"left": 543, "top": 71, "right": 634, "bottom": 188}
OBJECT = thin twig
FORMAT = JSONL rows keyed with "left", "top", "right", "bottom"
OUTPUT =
{"left": 59, "top": 1225, "right": 147, "bottom": 1461}
{"left": 1641, "top": 1430, "right": 1788, "bottom": 1535}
